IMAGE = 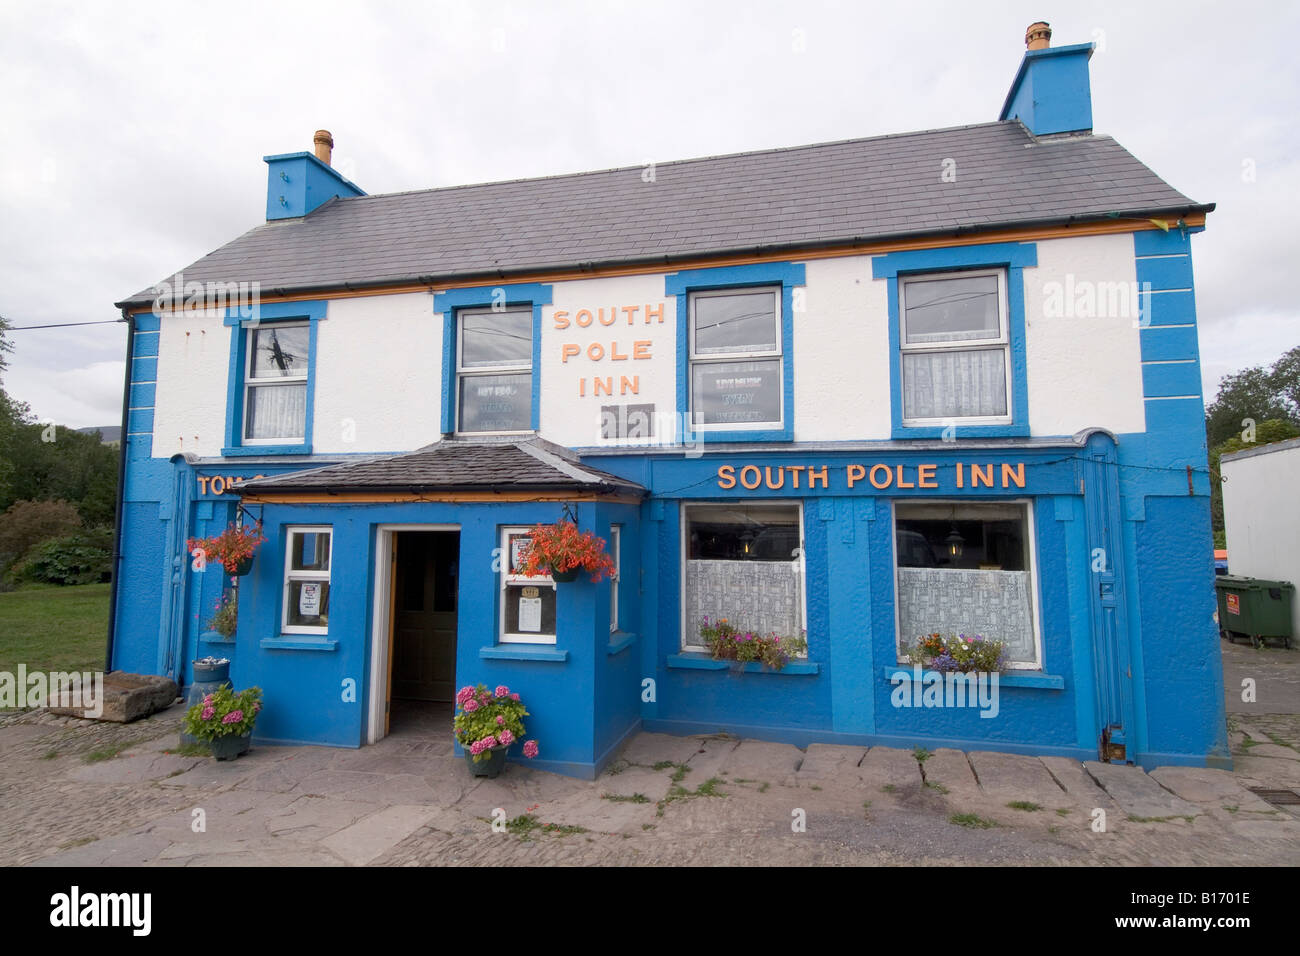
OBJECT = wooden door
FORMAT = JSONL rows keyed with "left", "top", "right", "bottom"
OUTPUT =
{"left": 392, "top": 533, "right": 458, "bottom": 702}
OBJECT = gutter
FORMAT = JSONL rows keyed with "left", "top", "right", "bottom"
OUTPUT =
{"left": 105, "top": 308, "right": 133, "bottom": 673}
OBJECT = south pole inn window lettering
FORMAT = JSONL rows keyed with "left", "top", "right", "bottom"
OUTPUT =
{"left": 682, "top": 503, "right": 805, "bottom": 653}
{"left": 282, "top": 527, "right": 331, "bottom": 634}
{"left": 899, "top": 270, "right": 1011, "bottom": 424}
{"left": 689, "top": 288, "right": 783, "bottom": 430}
{"left": 244, "top": 323, "right": 308, "bottom": 442}
{"left": 457, "top": 306, "right": 533, "bottom": 433}
{"left": 893, "top": 501, "right": 1040, "bottom": 668}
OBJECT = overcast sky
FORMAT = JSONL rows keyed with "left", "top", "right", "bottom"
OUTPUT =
{"left": 1, "top": 0, "right": 1295, "bottom": 428}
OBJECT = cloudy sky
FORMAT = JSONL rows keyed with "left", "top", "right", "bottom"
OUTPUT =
{"left": 1, "top": 0, "right": 1295, "bottom": 428}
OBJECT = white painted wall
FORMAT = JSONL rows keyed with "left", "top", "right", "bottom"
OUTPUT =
{"left": 1221, "top": 439, "right": 1300, "bottom": 635}
{"left": 1022, "top": 233, "right": 1147, "bottom": 437}
{"left": 147, "top": 232, "right": 1161, "bottom": 458}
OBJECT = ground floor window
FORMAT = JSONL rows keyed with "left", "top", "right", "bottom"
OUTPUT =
{"left": 682, "top": 502, "right": 804, "bottom": 651}
{"left": 500, "top": 526, "right": 557, "bottom": 644}
{"left": 283, "top": 526, "right": 331, "bottom": 634}
{"left": 893, "top": 500, "right": 1039, "bottom": 667}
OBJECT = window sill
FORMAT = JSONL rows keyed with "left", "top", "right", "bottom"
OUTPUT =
{"left": 891, "top": 424, "right": 1029, "bottom": 440}
{"left": 260, "top": 637, "right": 338, "bottom": 651}
{"left": 608, "top": 631, "right": 637, "bottom": 655}
{"left": 668, "top": 652, "right": 819, "bottom": 675}
{"left": 881, "top": 665, "right": 1064, "bottom": 689}
{"left": 687, "top": 427, "right": 792, "bottom": 444}
{"left": 479, "top": 645, "right": 568, "bottom": 663}
{"left": 199, "top": 631, "right": 235, "bottom": 644}
{"left": 223, "top": 444, "right": 311, "bottom": 457}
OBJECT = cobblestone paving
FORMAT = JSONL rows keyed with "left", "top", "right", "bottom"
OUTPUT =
{"left": 2, "top": 698, "right": 1298, "bottom": 867}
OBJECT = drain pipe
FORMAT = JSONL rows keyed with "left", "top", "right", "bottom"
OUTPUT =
{"left": 104, "top": 307, "right": 134, "bottom": 673}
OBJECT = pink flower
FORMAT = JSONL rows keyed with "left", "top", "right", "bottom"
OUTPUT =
{"left": 202, "top": 694, "right": 214, "bottom": 706}
{"left": 469, "top": 739, "right": 487, "bottom": 756}
{"left": 455, "top": 686, "right": 476, "bottom": 707}
{"left": 481, "top": 735, "right": 497, "bottom": 749}
{"left": 499, "top": 729, "right": 515, "bottom": 746}
{"left": 201, "top": 706, "right": 215, "bottom": 720}
{"left": 495, "top": 715, "right": 505, "bottom": 725}
{"left": 494, "top": 685, "right": 510, "bottom": 698}
{"left": 222, "top": 710, "right": 243, "bottom": 724}
{"left": 463, "top": 698, "right": 479, "bottom": 713}
{"left": 523, "top": 740, "right": 539, "bottom": 759}
{"left": 510, "top": 693, "right": 520, "bottom": 702}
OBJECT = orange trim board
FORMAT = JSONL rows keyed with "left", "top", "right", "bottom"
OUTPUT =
{"left": 128, "top": 216, "right": 1205, "bottom": 316}
{"left": 238, "top": 491, "right": 645, "bottom": 505}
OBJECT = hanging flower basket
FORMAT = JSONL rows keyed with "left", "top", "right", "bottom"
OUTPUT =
{"left": 515, "top": 520, "right": 616, "bottom": 583}
{"left": 186, "top": 521, "right": 266, "bottom": 576}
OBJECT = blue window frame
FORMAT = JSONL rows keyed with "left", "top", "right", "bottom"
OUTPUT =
{"left": 222, "top": 300, "right": 326, "bottom": 456}
{"left": 872, "top": 242, "right": 1036, "bottom": 439}
{"left": 433, "top": 283, "right": 552, "bottom": 435}
{"left": 665, "top": 262, "right": 805, "bottom": 443}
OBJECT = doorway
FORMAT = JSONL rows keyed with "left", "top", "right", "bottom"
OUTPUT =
{"left": 369, "top": 526, "right": 459, "bottom": 743}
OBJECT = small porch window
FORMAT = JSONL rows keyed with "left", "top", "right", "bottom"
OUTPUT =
{"left": 283, "top": 526, "right": 331, "bottom": 634}
{"left": 500, "top": 527, "right": 557, "bottom": 644}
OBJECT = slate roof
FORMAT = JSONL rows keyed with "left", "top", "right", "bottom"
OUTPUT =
{"left": 117, "top": 121, "right": 1210, "bottom": 306}
{"left": 235, "top": 438, "right": 646, "bottom": 496}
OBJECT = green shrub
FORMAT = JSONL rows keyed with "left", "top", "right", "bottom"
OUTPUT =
{"left": 11, "top": 526, "right": 112, "bottom": 585}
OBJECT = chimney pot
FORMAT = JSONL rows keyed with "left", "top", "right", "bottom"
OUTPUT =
{"left": 1025, "top": 21, "right": 1052, "bottom": 51}
{"left": 313, "top": 130, "right": 334, "bottom": 166}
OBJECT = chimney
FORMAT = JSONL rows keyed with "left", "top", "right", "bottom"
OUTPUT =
{"left": 263, "top": 130, "right": 365, "bottom": 221}
{"left": 1025, "top": 21, "right": 1051, "bottom": 51}
{"left": 313, "top": 130, "right": 334, "bottom": 165}
{"left": 998, "top": 22, "right": 1095, "bottom": 136}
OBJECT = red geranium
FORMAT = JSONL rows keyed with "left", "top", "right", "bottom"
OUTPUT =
{"left": 516, "top": 520, "right": 616, "bottom": 582}
{"left": 187, "top": 521, "right": 266, "bottom": 574}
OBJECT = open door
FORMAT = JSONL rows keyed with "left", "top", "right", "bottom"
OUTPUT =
{"left": 390, "top": 531, "right": 459, "bottom": 705}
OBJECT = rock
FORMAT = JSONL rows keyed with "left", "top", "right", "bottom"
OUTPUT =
{"left": 47, "top": 671, "right": 179, "bottom": 723}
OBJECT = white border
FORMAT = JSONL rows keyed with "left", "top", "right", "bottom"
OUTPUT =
{"left": 687, "top": 286, "right": 783, "bottom": 432}
{"left": 281, "top": 525, "right": 332, "bottom": 634}
{"left": 499, "top": 525, "right": 557, "bottom": 645}
{"left": 455, "top": 305, "right": 534, "bottom": 437}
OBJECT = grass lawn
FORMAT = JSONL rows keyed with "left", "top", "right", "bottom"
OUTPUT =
{"left": 0, "top": 583, "right": 110, "bottom": 683}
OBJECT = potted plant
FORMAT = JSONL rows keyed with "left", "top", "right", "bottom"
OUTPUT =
{"left": 186, "top": 521, "right": 266, "bottom": 576}
{"left": 699, "top": 616, "right": 809, "bottom": 671}
{"left": 515, "top": 520, "right": 616, "bottom": 582}
{"left": 904, "top": 633, "right": 1009, "bottom": 673}
{"left": 182, "top": 685, "right": 263, "bottom": 760}
{"left": 206, "top": 590, "right": 238, "bottom": 639}
{"left": 453, "top": 683, "right": 540, "bottom": 778}
{"left": 192, "top": 655, "right": 230, "bottom": 685}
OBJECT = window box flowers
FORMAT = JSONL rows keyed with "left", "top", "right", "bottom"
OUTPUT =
{"left": 699, "top": 616, "right": 808, "bottom": 671}
{"left": 904, "top": 633, "right": 1009, "bottom": 674}
{"left": 515, "top": 520, "right": 615, "bottom": 583}
{"left": 186, "top": 521, "right": 266, "bottom": 576}
{"left": 182, "top": 685, "right": 263, "bottom": 760}
{"left": 453, "top": 684, "right": 540, "bottom": 777}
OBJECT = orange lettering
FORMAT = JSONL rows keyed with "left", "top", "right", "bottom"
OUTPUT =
{"left": 594, "top": 376, "right": 613, "bottom": 396}
{"left": 552, "top": 310, "right": 570, "bottom": 329}
{"left": 611, "top": 341, "right": 629, "bottom": 361}
{"left": 576, "top": 309, "right": 593, "bottom": 328}
{"left": 560, "top": 343, "right": 580, "bottom": 363}
{"left": 717, "top": 465, "right": 736, "bottom": 489}
{"left": 765, "top": 466, "right": 785, "bottom": 490}
{"left": 956, "top": 462, "right": 964, "bottom": 488}
{"left": 633, "top": 340, "right": 652, "bottom": 360}
{"left": 808, "top": 466, "right": 828, "bottom": 489}
{"left": 197, "top": 476, "right": 210, "bottom": 494}
{"left": 645, "top": 303, "right": 663, "bottom": 324}
{"left": 1002, "top": 463, "right": 1025, "bottom": 488}
{"left": 620, "top": 375, "right": 639, "bottom": 395}
{"left": 971, "top": 464, "right": 994, "bottom": 488}
{"left": 739, "top": 465, "right": 762, "bottom": 490}
{"left": 869, "top": 464, "right": 892, "bottom": 489}
{"left": 786, "top": 465, "right": 805, "bottom": 489}
{"left": 598, "top": 307, "right": 616, "bottom": 326}
{"left": 587, "top": 343, "right": 605, "bottom": 361}
{"left": 847, "top": 464, "right": 866, "bottom": 488}
{"left": 895, "top": 465, "right": 914, "bottom": 489}
{"left": 622, "top": 305, "right": 639, "bottom": 325}
{"left": 918, "top": 464, "right": 938, "bottom": 488}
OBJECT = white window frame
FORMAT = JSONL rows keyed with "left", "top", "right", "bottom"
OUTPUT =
{"left": 899, "top": 268, "right": 1012, "bottom": 426}
{"left": 687, "top": 286, "right": 783, "bottom": 431}
{"left": 609, "top": 524, "right": 621, "bottom": 634}
{"left": 499, "top": 526, "right": 556, "bottom": 645}
{"left": 282, "top": 525, "right": 332, "bottom": 635}
{"left": 456, "top": 306, "right": 534, "bottom": 436}
{"left": 243, "top": 321, "right": 309, "bottom": 444}
{"left": 890, "top": 498, "right": 1043, "bottom": 670}
{"left": 678, "top": 501, "right": 807, "bottom": 655}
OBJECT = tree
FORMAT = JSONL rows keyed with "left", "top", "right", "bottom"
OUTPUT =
{"left": 0, "top": 316, "right": 34, "bottom": 506}
{"left": 1204, "top": 346, "right": 1300, "bottom": 448}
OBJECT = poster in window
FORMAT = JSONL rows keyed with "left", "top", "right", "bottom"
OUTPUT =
{"left": 299, "top": 582, "right": 322, "bottom": 617}
{"left": 692, "top": 360, "right": 781, "bottom": 425}
{"left": 518, "top": 595, "right": 542, "bottom": 632}
{"left": 509, "top": 535, "right": 532, "bottom": 574}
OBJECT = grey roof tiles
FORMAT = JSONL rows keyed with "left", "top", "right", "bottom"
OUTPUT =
{"left": 119, "top": 120, "right": 1208, "bottom": 306}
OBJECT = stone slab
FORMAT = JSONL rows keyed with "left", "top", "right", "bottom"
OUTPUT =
{"left": 1039, "top": 756, "right": 1117, "bottom": 810}
{"left": 1084, "top": 761, "right": 1202, "bottom": 820}
{"left": 1231, "top": 755, "right": 1300, "bottom": 788}
{"left": 597, "top": 766, "right": 673, "bottom": 802}
{"left": 321, "top": 804, "right": 439, "bottom": 865}
{"left": 969, "top": 750, "right": 1074, "bottom": 809}
{"left": 616, "top": 732, "right": 704, "bottom": 767}
{"left": 1149, "top": 767, "right": 1277, "bottom": 812}
{"left": 29, "top": 833, "right": 174, "bottom": 867}
{"left": 921, "top": 748, "right": 982, "bottom": 799}
{"left": 719, "top": 739, "right": 805, "bottom": 778}
{"left": 0, "top": 724, "right": 58, "bottom": 749}
{"left": 794, "top": 743, "right": 867, "bottom": 787}
{"left": 681, "top": 735, "right": 739, "bottom": 781}
{"left": 68, "top": 752, "right": 205, "bottom": 785}
{"left": 858, "top": 746, "right": 923, "bottom": 789}
{"left": 48, "top": 672, "right": 178, "bottom": 723}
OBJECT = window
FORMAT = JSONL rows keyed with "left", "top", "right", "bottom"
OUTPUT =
{"left": 500, "top": 527, "right": 556, "bottom": 644}
{"left": 681, "top": 503, "right": 805, "bottom": 652}
{"left": 892, "top": 501, "right": 1040, "bottom": 668}
{"left": 609, "top": 525, "right": 621, "bottom": 634}
{"left": 283, "top": 527, "right": 331, "bottom": 634}
{"left": 687, "top": 287, "right": 783, "bottom": 430}
{"left": 899, "top": 270, "right": 1010, "bottom": 424}
{"left": 244, "top": 323, "right": 309, "bottom": 442}
{"left": 456, "top": 307, "right": 533, "bottom": 433}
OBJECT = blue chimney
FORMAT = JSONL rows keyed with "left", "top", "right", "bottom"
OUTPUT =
{"left": 264, "top": 130, "right": 365, "bottom": 220}
{"left": 999, "top": 22, "right": 1095, "bottom": 136}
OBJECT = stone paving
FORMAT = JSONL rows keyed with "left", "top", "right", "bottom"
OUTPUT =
{"left": 3, "top": 698, "right": 1299, "bottom": 866}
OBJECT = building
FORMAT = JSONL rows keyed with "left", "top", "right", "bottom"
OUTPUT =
{"left": 110, "top": 23, "right": 1230, "bottom": 777}
{"left": 1221, "top": 437, "right": 1300, "bottom": 635}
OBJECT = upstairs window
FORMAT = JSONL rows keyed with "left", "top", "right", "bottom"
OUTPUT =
{"left": 899, "top": 270, "right": 1010, "bottom": 424}
{"left": 688, "top": 287, "right": 783, "bottom": 431}
{"left": 457, "top": 307, "right": 533, "bottom": 433}
{"left": 244, "top": 323, "right": 309, "bottom": 443}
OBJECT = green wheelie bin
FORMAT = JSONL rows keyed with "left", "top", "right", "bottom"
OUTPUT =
{"left": 1215, "top": 575, "right": 1295, "bottom": 648}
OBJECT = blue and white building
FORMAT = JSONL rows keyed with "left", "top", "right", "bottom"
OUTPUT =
{"left": 110, "top": 23, "right": 1229, "bottom": 777}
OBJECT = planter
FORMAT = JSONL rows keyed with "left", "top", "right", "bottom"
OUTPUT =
{"left": 231, "top": 555, "right": 254, "bottom": 577}
{"left": 464, "top": 744, "right": 510, "bottom": 778}
{"left": 548, "top": 566, "right": 580, "bottom": 583}
{"left": 209, "top": 732, "right": 252, "bottom": 761}
{"left": 192, "top": 660, "right": 230, "bottom": 684}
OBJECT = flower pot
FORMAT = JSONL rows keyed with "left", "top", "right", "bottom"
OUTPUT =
{"left": 464, "top": 744, "right": 509, "bottom": 778}
{"left": 209, "top": 732, "right": 252, "bottom": 761}
{"left": 231, "top": 555, "right": 254, "bottom": 577}
{"left": 549, "top": 566, "right": 580, "bottom": 583}
{"left": 192, "top": 660, "right": 230, "bottom": 684}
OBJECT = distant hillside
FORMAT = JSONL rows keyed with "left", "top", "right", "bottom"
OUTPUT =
{"left": 74, "top": 425, "right": 121, "bottom": 444}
